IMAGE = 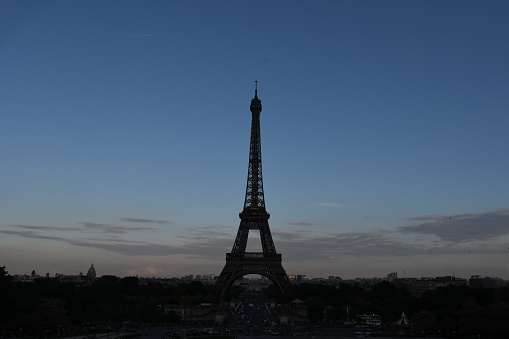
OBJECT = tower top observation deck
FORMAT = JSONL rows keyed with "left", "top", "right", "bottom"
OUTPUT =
{"left": 250, "top": 80, "right": 262, "bottom": 112}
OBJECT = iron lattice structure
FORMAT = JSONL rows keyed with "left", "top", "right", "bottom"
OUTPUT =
{"left": 216, "top": 83, "right": 290, "bottom": 298}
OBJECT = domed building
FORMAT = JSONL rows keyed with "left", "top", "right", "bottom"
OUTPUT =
{"left": 86, "top": 263, "right": 96, "bottom": 281}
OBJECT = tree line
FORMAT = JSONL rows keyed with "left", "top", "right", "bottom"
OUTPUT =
{"left": 2, "top": 266, "right": 509, "bottom": 338}
{"left": 266, "top": 280, "right": 509, "bottom": 338}
{"left": 0, "top": 266, "right": 212, "bottom": 337}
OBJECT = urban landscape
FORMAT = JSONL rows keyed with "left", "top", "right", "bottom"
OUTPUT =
{"left": 3, "top": 2, "right": 509, "bottom": 339}
{"left": 2, "top": 264, "right": 509, "bottom": 338}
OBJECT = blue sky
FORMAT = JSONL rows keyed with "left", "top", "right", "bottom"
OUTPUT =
{"left": 1, "top": 0, "right": 509, "bottom": 280}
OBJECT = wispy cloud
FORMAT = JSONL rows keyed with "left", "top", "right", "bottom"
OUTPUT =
{"left": 276, "top": 229, "right": 509, "bottom": 263}
{"left": 2, "top": 225, "right": 505, "bottom": 262}
{"left": 12, "top": 225, "right": 80, "bottom": 231}
{"left": 67, "top": 238, "right": 184, "bottom": 256}
{"left": 5, "top": 223, "right": 158, "bottom": 234}
{"left": 274, "top": 230, "right": 427, "bottom": 260}
{"left": 118, "top": 217, "right": 172, "bottom": 224}
{"left": 4, "top": 210, "right": 509, "bottom": 269}
{"left": 399, "top": 209, "right": 509, "bottom": 242}
{"left": 177, "top": 225, "right": 235, "bottom": 241}
{"left": 0, "top": 223, "right": 232, "bottom": 258}
{"left": 78, "top": 222, "right": 157, "bottom": 234}
{"left": 0, "top": 228, "right": 202, "bottom": 257}
{"left": 0, "top": 229, "right": 67, "bottom": 241}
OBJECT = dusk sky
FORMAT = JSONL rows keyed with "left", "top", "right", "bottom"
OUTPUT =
{"left": 2, "top": 1, "right": 509, "bottom": 280}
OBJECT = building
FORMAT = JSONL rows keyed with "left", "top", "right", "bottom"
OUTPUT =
{"left": 387, "top": 272, "right": 398, "bottom": 281}
{"left": 288, "top": 275, "right": 307, "bottom": 283}
{"left": 394, "top": 276, "right": 468, "bottom": 297}
{"left": 86, "top": 263, "right": 97, "bottom": 281}
{"left": 469, "top": 275, "right": 505, "bottom": 289}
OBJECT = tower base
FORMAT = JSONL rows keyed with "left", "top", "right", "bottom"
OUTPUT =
{"left": 216, "top": 252, "right": 290, "bottom": 299}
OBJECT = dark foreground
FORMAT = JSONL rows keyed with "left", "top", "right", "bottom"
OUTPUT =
{"left": 124, "top": 325, "right": 445, "bottom": 339}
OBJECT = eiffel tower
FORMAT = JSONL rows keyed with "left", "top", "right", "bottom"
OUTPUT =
{"left": 216, "top": 82, "right": 290, "bottom": 298}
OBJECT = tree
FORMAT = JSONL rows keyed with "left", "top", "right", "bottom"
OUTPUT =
{"left": 0, "top": 266, "right": 14, "bottom": 332}
{"left": 325, "top": 306, "right": 347, "bottom": 321}
{"left": 90, "top": 275, "right": 122, "bottom": 303}
{"left": 0, "top": 266, "right": 12, "bottom": 283}
{"left": 383, "top": 292, "right": 415, "bottom": 322}
{"left": 412, "top": 311, "right": 438, "bottom": 336}
{"left": 487, "top": 302, "right": 509, "bottom": 338}
{"left": 136, "top": 301, "right": 165, "bottom": 324}
{"left": 121, "top": 276, "right": 140, "bottom": 295}
{"left": 457, "top": 298, "right": 488, "bottom": 338}
{"left": 23, "top": 298, "right": 67, "bottom": 335}
{"left": 306, "top": 297, "right": 325, "bottom": 322}
{"left": 85, "top": 300, "right": 109, "bottom": 323}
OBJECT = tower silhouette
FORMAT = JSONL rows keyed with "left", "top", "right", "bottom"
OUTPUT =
{"left": 216, "top": 82, "right": 290, "bottom": 298}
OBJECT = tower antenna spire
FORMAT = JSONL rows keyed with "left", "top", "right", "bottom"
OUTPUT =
{"left": 255, "top": 80, "right": 258, "bottom": 98}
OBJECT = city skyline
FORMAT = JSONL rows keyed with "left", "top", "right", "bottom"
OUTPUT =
{"left": 2, "top": 1, "right": 509, "bottom": 279}
{"left": 10, "top": 264, "right": 506, "bottom": 282}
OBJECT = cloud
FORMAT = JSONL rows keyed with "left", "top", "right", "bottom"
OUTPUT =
{"left": 0, "top": 229, "right": 67, "bottom": 241}
{"left": 0, "top": 228, "right": 195, "bottom": 257}
{"left": 279, "top": 230, "right": 509, "bottom": 264}
{"left": 399, "top": 209, "right": 509, "bottom": 242}
{"left": 66, "top": 233, "right": 235, "bottom": 258}
{"left": 273, "top": 230, "right": 312, "bottom": 241}
{"left": 3, "top": 225, "right": 506, "bottom": 264}
{"left": 176, "top": 226, "right": 236, "bottom": 242}
{"left": 275, "top": 230, "right": 432, "bottom": 261}
{"left": 406, "top": 214, "right": 448, "bottom": 221}
{"left": 0, "top": 223, "right": 230, "bottom": 258}
{"left": 12, "top": 225, "right": 80, "bottom": 231}
{"left": 4, "top": 210, "right": 509, "bottom": 272}
{"left": 118, "top": 217, "right": 172, "bottom": 224}
{"left": 4, "top": 223, "right": 158, "bottom": 234}
{"left": 67, "top": 238, "right": 185, "bottom": 256}
{"left": 78, "top": 222, "right": 157, "bottom": 234}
